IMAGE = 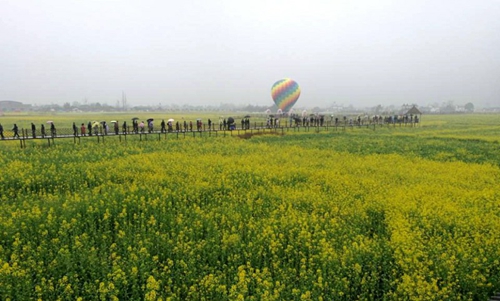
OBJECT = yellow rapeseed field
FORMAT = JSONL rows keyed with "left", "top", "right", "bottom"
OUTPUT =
{"left": 0, "top": 114, "right": 499, "bottom": 300}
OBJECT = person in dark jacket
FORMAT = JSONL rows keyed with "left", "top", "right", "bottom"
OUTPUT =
{"left": 87, "top": 121, "right": 92, "bottom": 136}
{"left": 50, "top": 122, "right": 56, "bottom": 137}
{"left": 12, "top": 124, "right": 19, "bottom": 138}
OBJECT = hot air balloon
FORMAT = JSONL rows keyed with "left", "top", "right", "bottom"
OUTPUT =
{"left": 271, "top": 78, "right": 301, "bottom": 113}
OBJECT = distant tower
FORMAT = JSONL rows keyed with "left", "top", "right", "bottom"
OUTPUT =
{"left": 122, "top": 91, "right": 127, "bottom": 109}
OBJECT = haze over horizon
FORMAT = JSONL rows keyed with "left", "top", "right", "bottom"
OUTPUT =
{"left": 1, "top": 0, "right": 499, "bottom": 108}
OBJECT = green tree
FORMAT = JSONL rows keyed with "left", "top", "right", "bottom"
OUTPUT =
{"left": 63, "top": 102, "right": 71, "bottom": 111}
{"left": 464, "top": 102, "right": 474, "bottom": 112}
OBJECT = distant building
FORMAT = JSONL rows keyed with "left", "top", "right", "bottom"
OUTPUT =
{"left": 405, "top": 105, "right": 422, "bottom": 115}
{"left": 0, "top": 100, "right": 32, "bottom": 112}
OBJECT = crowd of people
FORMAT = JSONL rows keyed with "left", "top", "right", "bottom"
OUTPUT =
{"left": 0, "top": 122, "right": 57, "bottom": 139}
{"left": 0, "top": 114, "right": 420, "bottom": 140}
{"left": 0, "top": 118, "right": 217, "bottom": 139}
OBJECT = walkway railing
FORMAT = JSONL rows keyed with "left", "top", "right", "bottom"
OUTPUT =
{"left": 0, "top": 120, "right": 420, "bottom": 148}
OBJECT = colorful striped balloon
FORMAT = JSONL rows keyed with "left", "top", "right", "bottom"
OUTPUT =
{"left": 271, "top": 78, "right": 301, "bottom": 112}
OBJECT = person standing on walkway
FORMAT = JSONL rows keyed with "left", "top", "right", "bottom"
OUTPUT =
{"left": 87, "top": 121, "right": 92, "bottom": 136}
{"left": 80, "top": 123, "right": 86, "bottom": 136}
{"left": 41, "top": 124, "right": 46, "bottom": 138}
{"left": 50, "top": 122, "right": 56, "bottom": 137}
{"left": 114, "top": 121, "right": 119, "bottom": 135}
{"left": 134, "top": 120, "right": 139, "bottom": 133}
{"left": 12, "top": 124, "right": 19, "bottom": 138}
{"left": 31, "top": 123, "right": 36, "bottom": 138}
{"left": 73, "top": 122, "right": 78, "bottom": 136}
{"left": 0, "top": 124, "right": 4, "bottom": 139}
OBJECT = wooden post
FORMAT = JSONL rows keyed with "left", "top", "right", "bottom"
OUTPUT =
{"left": 20, "top": 129, "right": 25, "bottom": 149}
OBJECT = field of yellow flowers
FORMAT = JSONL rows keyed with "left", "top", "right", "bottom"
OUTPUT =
{"left": 0, "top": 114, "right": 499, "bottom": 300}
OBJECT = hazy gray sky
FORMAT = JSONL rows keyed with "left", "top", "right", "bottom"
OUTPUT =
{"left": 1, "top": 0, "right": 499, "bottom": 108}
